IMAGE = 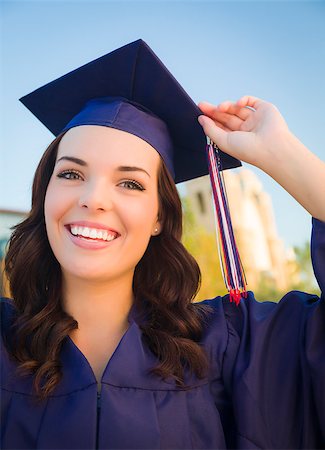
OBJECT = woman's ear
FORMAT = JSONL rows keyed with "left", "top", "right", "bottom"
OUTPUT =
{"left": 152, "top": 222, "right": 162, "bottom": 236}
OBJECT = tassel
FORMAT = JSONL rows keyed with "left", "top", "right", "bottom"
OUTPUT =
{"left": 205, "top": 137, "right": 247, "bottom": 305}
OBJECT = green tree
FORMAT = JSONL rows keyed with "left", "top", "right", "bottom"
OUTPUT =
{"left": 254, "top": 272, "right": 287, "bottom": 302}
{"left": 254, "top": 240, "right": 320, "bottom": 301}
{"left": 181, "top": 197, "right": 321, "bottom": 303}
{"left": 291, "top": 241, "right": 320, "bottom": 295}
{"left": 181, "top": 197, "right": 227, "bottom": 301}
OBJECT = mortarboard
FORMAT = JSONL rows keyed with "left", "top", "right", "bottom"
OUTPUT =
{"left": 19, "top": 39, "right": 247, "bottom": 303}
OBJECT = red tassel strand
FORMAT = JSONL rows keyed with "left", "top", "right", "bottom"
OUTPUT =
{"left": 205, "top": 137, "right": 247, "bottom": 305}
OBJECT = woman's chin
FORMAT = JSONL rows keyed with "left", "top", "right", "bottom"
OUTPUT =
{"left": 60, "top": 264, "right": 135, "bottom": 285}
{"left": 62, "top": 268, "right": 117, "bottom": 284}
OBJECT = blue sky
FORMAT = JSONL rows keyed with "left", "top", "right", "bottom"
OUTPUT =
{"left": 1, "top": 0, "right": 324, "bottom": 248}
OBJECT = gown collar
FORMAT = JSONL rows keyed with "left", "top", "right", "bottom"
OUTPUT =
{"left": 58, "top": 300, "right": 208, "bottom": 395}
{"left": 2, "top": 299, "right": 208, "bottom": 397}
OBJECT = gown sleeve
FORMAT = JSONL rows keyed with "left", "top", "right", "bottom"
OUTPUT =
{"left": 221, "top": 217, "right": 325, "bottom": 449}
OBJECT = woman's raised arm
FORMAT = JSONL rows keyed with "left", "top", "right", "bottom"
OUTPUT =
{"left": 198, "top": 96, "right": 325, "bottom": 221}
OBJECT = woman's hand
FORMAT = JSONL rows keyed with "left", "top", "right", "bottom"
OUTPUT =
{"left": 198, "top": 95, "right": 325, "bottom": 222}
{"left": 197, "top": 95, "right": 290, "bottom": 171}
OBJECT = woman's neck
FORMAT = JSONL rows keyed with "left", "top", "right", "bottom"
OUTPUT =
{"left": 61, "top": 272, "right": 134, "bottom": 336}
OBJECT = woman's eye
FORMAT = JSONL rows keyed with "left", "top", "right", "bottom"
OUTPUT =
{"left": 57, "top": 170, "right": 83, "bottom": 180}
{"left": 119, "top": 180, "right": 145, "bottom": 191}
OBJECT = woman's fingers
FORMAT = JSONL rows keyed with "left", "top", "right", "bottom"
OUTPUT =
{"left": 197, "top": 115, "right": 229, "bottom": 149}
{"left": 198, "top": 95, "right": 297, "bottom": 168}
{"left": 217, "top": 101, "right": 252, "bottom": 120}
{"left": 236, "top": 95, "right": 263, "bottom": 110}
{"left": 198, "top": 100, "right": 252, "bottom": 123}
{"left": 198, "top": 112, "right": 244, "bottom": 133}
{"left": 215, "top": 112, "right": 245, "bottom": 131}
{"left": 212, "top": 121, "right": 233, "bottom": 132}
{"left": 199, "top": 108, "right": 246, "bottom": 132}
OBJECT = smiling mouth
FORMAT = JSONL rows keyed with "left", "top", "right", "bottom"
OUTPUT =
{"left": 67, "top": 225, "right": 119, "bottom": 242}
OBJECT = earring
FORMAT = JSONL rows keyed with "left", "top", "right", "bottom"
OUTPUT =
{"left": 154, "top": 228, "right": 158, "bottom": 234}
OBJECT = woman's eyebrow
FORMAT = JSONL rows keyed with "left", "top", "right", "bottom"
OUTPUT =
{"left": 56, "top": 157, "right": 151, "bottom": 178}
{"left": 56, "top": 156, "right": 86, "bottom": 166}
{"left": 117, "top": 166, "right": 151, "bottom": 178}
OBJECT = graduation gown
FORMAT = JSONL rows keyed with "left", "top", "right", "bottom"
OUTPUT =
{"left": 1, "top": 217, "right": 325, "bottom": 449}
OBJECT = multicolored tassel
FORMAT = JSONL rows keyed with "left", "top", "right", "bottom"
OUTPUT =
{"left": 205, "top": 137, "right": 247, "bottom": 305}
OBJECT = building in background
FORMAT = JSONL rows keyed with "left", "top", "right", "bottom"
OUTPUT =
{"left": 186, "top": 169, "right": 295, "bottom": 292}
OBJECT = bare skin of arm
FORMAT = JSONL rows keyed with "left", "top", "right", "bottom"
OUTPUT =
{"left": 198, "top": 95, "right": 325, "bottom": 222}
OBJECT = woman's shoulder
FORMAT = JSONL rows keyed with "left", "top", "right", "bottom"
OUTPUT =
{"left": 1, "top": 296, "right": 16, "bottom": 318}
{"left": 196, "top": 289, "right": 322, "bottom": 344}
{"left": 1, "top": 297, "right": 17, "bottom": 351}
{"left": 1, "top": 296, "right": 16, "bottom": 324}
{"left": 1, "top": 296, "right": 15, "bottom": 306}
{"left": 196, "top": 291, "right": 323, "bottom": 386}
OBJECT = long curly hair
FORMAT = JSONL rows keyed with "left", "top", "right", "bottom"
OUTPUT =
{"left": 4, "top": 131, "right": 213, "bottom": 400}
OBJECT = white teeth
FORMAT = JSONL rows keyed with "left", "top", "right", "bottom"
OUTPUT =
{"left": 71, "top": 226, "right": 78, "bottom": 235}
{"left": 81, "top": 227, "right": 90, "bottom": 238}
{"left": 89, "top": 229, "right": 97, "bottom": 239}
{"left": 69, "top": 225, "right": 117, "bottom": 242}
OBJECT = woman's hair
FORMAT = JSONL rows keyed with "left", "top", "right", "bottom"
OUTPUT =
{"left": 4, "top": 131, "right": 213, "bottom": 400}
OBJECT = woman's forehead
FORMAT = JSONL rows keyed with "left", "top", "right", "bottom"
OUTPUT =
{"left": 57, "top": 125, "right": 161, "bottom": 171}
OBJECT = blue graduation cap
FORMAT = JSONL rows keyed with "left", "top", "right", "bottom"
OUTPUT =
{"left": 19, "top": 38, "right": 246, "bottom": 304}
{"left": 19, "top": 38, "right": 241, "bottom": 184}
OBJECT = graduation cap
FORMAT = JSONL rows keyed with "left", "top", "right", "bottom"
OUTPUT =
{"left": 19, "top": 38, "right": 247, "bottom": 304}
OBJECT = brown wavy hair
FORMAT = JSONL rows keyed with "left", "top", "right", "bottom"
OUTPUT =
{"left": 4, "top": 131, "right": 213, "bottom": 400}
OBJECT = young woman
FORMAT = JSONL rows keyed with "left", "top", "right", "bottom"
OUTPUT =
{"left": 1, "top": 40, "right": 324, "bottom": 449}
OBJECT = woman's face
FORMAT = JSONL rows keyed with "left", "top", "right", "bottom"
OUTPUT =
{"left": 44, "top": 125, "right": 161, "bottom": 283}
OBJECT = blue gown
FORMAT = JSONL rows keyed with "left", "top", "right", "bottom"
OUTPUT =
{"left": 1, "top": 217, "right": 324, "bottom": 449}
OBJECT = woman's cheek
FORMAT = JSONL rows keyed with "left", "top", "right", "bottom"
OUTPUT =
{"left": 44, "top": 185, "right": 66, "bottom": 241}
{"left": 126, "top": 202, "right": 157, "bottom": 235}
{"left": 44, "top": 180, "right": 59, "bottom": 214}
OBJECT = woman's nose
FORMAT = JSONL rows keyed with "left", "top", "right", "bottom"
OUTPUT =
{"left": 78, "top": 180, "right": 113, "bottom": 211}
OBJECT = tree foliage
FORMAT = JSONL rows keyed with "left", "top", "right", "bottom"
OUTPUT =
{"left": 181, "top": 196, "right": 320, "bottom": 302}
{"left": 181, "top": 197, "right": 227, "bottom": 301}
{"left": 290, "top": 241, "right": 320, "bottom": 295}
